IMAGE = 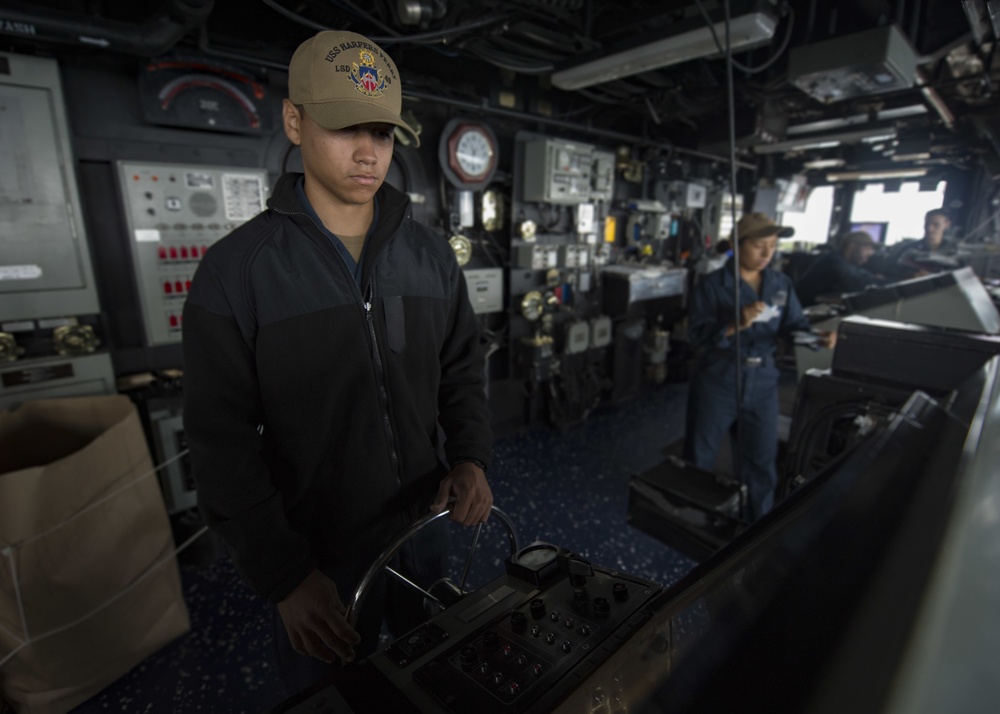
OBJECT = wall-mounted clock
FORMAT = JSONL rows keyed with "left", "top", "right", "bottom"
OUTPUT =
{"left": 438, "top": 118, "right": 499, "bottom": 190}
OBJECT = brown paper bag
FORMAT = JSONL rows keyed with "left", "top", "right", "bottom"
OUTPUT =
{"left": 0, "top": 395, "right": 190, "bottom": 713}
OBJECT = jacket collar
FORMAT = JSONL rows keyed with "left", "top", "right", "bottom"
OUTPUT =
{"left": 268, "top": 173, "right": 413, "bottom": 289}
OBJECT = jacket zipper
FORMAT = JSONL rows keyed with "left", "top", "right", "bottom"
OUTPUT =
{"left": 364, "top": 277, "right": 401, "bottom": 489}
{"left": 272, "top": 206, "right": 402, "bottom": 490}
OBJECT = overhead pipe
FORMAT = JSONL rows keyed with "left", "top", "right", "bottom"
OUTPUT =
{"left": 403, "top": 88, "right": 756, "bottom": 169}
{"left": 0, "top": 0, "right": 214, "bottom": 56}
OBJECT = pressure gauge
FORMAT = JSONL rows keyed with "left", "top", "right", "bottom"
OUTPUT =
{"left": 520, "top": 291, "right": 544, "bottom": 321}
{"left": 439, "top": 118, "right": 499, "bottom": 190}
{"left": 449, "top": 234, "right": 473, "bottom": 266}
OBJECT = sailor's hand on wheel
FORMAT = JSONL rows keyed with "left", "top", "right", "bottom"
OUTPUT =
{"left": 277, "top": 568, "right": 361, "bottom": 664}
{"left": 431, "top": 462, "right": 493, "bottom": 526}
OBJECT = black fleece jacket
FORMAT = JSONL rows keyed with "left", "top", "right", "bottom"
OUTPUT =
{"left": 182, "top": 174, "right": 492, "bottom": 603}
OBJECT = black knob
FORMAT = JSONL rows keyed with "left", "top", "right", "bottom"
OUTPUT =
{"left": 530, "top": 598, "right": 546, "bottom": 619}
{"left": 511, "top": 611, "right": 527, "bottom": 630}
{"left": 531, "top": 625, "right": 541, "bottom": 637}
{"left": 550, "top": 611, "right": 560, "bottom": 622}
{"left": 545, "top": 632, "right": 556, "bottom": 645}
{"left": 494, "top": 672, "right": 505, "bottom": 684}
{"left": 612, "top": 582, "right": 629, "bottom": 602}
{"left": 516, "top": 654, "right": 528, "bottom": 666}
{"left": 561, "top": 640, "right": 572, "bottom": 653}
{"left": 563, "top": 617, "right": 575, "bottom": 629}
{"left": 479, "top": 662, "right": 490, "bottom": 675}
{"left": 593, "top": 597, "right": 611, "bottom": 616}
{"left": 460, "top": 645, "right": 477, "bottom": 670}
{"left": 579, "top": 625, "right": 591, "bottom": 636}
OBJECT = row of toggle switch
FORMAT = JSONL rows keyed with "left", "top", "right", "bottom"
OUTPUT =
{"left": 157, "top": 245, "right": 210, "bottom": 262}
{"left": 163, "top": 279, "right": 192, "bottom": 295}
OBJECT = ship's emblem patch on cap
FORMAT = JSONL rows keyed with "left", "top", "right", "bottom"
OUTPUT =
{"left": 350, "top": 49, "right": 385, "bottom": 96}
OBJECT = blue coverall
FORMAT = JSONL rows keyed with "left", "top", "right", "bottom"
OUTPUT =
{"left": 682, "top": 259, "right": 811, "bottom": 521}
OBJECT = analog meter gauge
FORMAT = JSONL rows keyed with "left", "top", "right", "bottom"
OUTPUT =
{"left": 439, "top": 118, "right": 499, "bottom": 190}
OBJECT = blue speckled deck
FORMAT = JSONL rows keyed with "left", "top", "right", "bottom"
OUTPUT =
{"left": 66, "top": 383, "right": 694, "bottom": 713}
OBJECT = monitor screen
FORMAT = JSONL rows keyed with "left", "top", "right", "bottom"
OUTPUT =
{"left": 850, "top": 221, "right": 888, "bottom": 244}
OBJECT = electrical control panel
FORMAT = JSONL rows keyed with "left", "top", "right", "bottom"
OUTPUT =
{"left": 523, "top": 139, "right": 599, "bottom": 205}
{"left": 0, "top": 52, "right": 116, "bottom": 405}
{"left": 116, "top": 161, "right": 270, "bottom": 346}
{"left": 0, "top": 53, "right": 101, "bottom": 321}
{"left": 590, "top": 151, "right": 616, "bottom": 203}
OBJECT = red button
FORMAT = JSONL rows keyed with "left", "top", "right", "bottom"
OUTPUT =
{"left": 185, "top": 280, "right": 192, "bottom": 291}
{"left": 158, "top": 247, "right": 167, "bottom": 261}
{"left": 180, "top": 246, "right": 189, "bottom": 259}
{"left": 164, "top": 281, "right": 173, "bottom": 294}
{"left": 168, "top": 314, "right": 178, "bottom": 327}
{"left": 174, "top": 281, "right": 183, "bottom": 293}
{"left": 169, "top": 247, "right": 178, "bottom": 260}
{"left": 190, "top": 246, "right": 200, "bottom": 258}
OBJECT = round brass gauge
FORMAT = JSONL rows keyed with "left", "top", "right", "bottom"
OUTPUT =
{"left": 449, "top": 234, "right": 473, "bottom": 266}
{"left": 520, "top": 291, "right": 544, "bottom": 321}
{"left": 438, "top": 118, "right": 499, "bottom": 190}
{"left": 53, "top": 325, "right": 99, "bottom": 356}
{"left": 519, "top": 219, "right": 538, "bottom": 241}
{"left": 0, "top": 332, "right": 23, "bottom": 363}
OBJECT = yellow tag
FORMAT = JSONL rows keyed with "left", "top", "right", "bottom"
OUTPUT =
{"left": 604, "top": 215, "right": 617, "bottom": 243}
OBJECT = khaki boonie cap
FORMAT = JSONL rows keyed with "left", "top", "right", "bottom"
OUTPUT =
{"left": 735, "top": 212, "right": 795, "bottom": 241}
{"left": 288, "top": 30, "right": 420, "bottom": 147}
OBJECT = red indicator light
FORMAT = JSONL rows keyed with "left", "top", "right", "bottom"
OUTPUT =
{"left": 174, "top": 281, "right": 183, "bottom": 293}
{"left": 164, "top": 281, "right": 173, "bottom": 294}
{"left": 169, "top": 314, "right": 178, "bottom": 327}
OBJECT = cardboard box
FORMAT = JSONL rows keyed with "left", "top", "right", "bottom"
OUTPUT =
{"left": 0, "top": 395, "right": 190, "bottom": 713}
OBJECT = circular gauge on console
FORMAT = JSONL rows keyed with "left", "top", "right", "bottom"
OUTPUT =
{"left": 439, "top": 118, "right": 499, "bottom": 190}
{"left": 508, "top": 542, "right": 564, "bottom": 587}
{"left": 514, "top": 543, "right": 559, "bottom": 568}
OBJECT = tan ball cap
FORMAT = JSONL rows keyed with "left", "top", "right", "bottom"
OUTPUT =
{"left": 735, "top": 212, "right": 795, "bottom": 241}
{"left": 288, "top": 30, "right": 420, "bottom": 147}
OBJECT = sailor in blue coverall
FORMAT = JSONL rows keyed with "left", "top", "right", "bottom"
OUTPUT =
{"left": 682, "top": 213, "right": 836, "bottom": 521}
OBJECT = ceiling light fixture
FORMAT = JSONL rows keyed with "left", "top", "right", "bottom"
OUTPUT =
{"left": 551, "top": 5, "right": 778, "bottom": 90}
{"left": 826, "top": 168, "right": 929, "bottom": 181}
{"left": 753, "top": 126, "right": 898, "bottom": 155}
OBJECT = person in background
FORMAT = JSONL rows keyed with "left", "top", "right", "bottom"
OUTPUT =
{"left": 682, "top": 213, "right": 835, "bottom": 522}
{"left": 877, "top": 208, "right": 959, "bottom": 279}
{"left": 795, "top": 230, "right": 889, "bottom": 306}
{"left": 182, "top": 29, "right": 493, "bottom": 696}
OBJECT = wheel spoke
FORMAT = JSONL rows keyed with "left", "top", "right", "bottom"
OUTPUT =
{"left": 385, "top": 565, "right": 445, "bottom": 609}
{"left": 459, "top": 523, "right": 483, "bottom": 593}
